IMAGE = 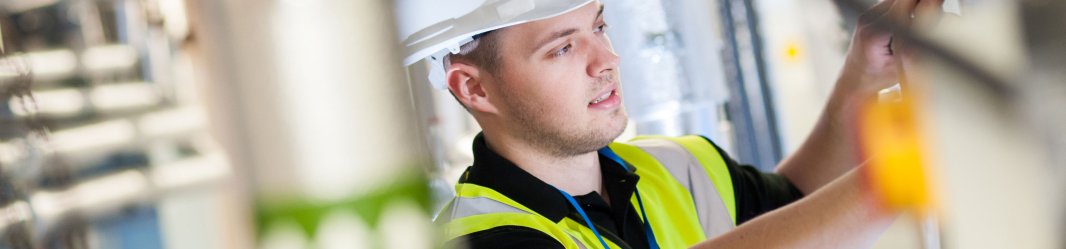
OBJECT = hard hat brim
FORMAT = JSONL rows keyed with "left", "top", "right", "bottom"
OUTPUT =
{"left": 401, "top": 0, "right": 596, "bottom": 66}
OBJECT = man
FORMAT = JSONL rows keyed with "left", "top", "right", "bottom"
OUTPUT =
{"left": 398, "top": 0, "right": 943, "bottom": 248}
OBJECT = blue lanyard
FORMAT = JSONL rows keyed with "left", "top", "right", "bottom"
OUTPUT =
{"left": 553, "top": 148, "right": 661, "bottom": 249}
{"left": 601, "top": 148, "right": 661, "bottom": 249}
{"left": 556, "top": 188, "right": 612, "bottom": 248}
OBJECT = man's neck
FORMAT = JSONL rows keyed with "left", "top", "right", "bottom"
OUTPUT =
{"left": 483, "top": 133, "right": 604, "bottom": 196}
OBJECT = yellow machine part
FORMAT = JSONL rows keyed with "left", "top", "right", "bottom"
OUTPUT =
{"left": 859, "top": 97, "right": 936, "bottom": 214}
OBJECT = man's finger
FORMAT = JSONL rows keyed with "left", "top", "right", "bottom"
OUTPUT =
{"left": 871, "top": 0, "right": 896, "bottom": 16}
{"left": 887, "top": 0, "right": 919, "bottom": 25}
{"left": 917, "top": 0, "right": 944, "bottom": 13}
{"left": 859, "top": 0, "right": 896, "bottom": 26}
{"left": 915, "top": 0, "right": 945, "bottom": 23}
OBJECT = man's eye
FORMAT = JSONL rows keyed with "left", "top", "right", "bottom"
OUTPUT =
{"left": 594, "top": 23, "right": 609, "bottom": 33}
{"left": 554, "top": 44, "right": 572, "bottom": 57}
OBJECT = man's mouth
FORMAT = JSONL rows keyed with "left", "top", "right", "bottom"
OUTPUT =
{"left": 590, "top": 90, "right": 613, "bottom": 104}
{"left": 588, "top": 86, "right": 621, "bottom": 110}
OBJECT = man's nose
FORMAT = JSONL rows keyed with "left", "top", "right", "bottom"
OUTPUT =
{"left": 587, "top": 38, "right": 620, "bottom": 77}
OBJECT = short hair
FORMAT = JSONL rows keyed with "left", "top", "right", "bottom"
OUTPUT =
{"left": 444, "top": 31, "right": 502, "bottom": 74}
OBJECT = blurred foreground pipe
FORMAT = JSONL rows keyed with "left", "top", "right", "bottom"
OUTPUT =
{"left": 910, "top": 2, "right": 1061, "bottom": 248}
{"left": 187, "top": 0, "right": 434, "bottom": 248}
{"left": 1020, "top": 1, "right": 1066, "bottom": 247}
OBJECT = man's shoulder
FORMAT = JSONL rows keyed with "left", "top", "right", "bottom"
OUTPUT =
{"left": 614, "top": 134, "right": 721, "bottom": 147}
{"left": 614, "top": 134, "right": 727, "bottom": 158}
{"left": 446, "top": 225, "right": 564, "bottom": 249}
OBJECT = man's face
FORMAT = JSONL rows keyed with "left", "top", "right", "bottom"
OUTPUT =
{"left": 484, "top": 2, "right": 627, "bottom": 156}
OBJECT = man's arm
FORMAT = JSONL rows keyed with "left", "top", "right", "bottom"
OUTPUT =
{"left": 691, "top": 1, "right": 946, "bottom": 247}
{"left": 692, "top": 167, "right": 896, "bottom": 249}
{"left": 774, "top": 0, "right": 942, "bottom": 194}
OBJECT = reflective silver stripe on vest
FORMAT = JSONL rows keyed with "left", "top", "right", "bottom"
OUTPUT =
{"left": 566, "top": 231, "right": 588, "bottom": 249}
{"left": 628, "top": 138, "right": 736, "bottom": 238}
{"left": 435, "top": 195, "right": 588, "bottom": 248}
{"left": 434, "top": 196, "right": 527, "bottom": 224}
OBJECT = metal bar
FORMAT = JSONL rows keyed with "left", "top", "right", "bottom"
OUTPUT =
{"left": 717, "top": 0, "right": 784, "bottom": 169}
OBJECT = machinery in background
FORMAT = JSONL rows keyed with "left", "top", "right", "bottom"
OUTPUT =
{"left": 851, "top": 0, "right": 1066, "bottom": 248}
{"left": 0, "top": 0, "right": 1060, "bottom": 248}
{"left": 0, "top": 0, "right": 232, "bottom": 248}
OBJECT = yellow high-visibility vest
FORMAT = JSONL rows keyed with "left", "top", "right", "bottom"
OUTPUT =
{"left": 437, "top": 135, "right": 737, "bottom": 248}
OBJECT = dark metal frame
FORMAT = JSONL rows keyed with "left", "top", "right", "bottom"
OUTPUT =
{"left": 717, "top": 0, "right": 785, "bottom": 170}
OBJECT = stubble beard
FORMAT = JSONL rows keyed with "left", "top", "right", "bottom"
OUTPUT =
{"left": 502, "top": 76, "right": 627, "bottom": 158}
{"left": 515, "top": 106, "right": 627, "bottom": 157}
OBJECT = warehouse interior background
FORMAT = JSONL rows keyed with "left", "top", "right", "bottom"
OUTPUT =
{"left": 0, "top": 0, "right": 1062, "bottom": 248}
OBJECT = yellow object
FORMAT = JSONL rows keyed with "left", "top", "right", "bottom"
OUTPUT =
{"left": 783, "top": 41, "right": 802, "bottom": 62}
{"left": 859, "top": 97, "right": 936, "bottom": 213}
{"left": 438, "top": 136, "right": 737, "bottom": 248}
{"left": 444, "top": 184, "right": 606, "bottom": 249}
{"left": 628, "top": 135, "right": 737, "bottom": 223}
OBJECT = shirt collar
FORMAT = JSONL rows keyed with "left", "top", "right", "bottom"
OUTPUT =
{"left": 460, "top": 132, "right": 638, "bottom": 222}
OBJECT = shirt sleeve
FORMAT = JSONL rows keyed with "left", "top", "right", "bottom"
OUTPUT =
{"left": 446, "top": 225, "right": 565, "bottom": 249}
{"left": 700, "top": 136, "right": 804, "bottom": 225}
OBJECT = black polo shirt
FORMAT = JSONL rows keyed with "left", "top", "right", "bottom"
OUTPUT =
{"left": 443, "top": 133, "right": 803, "bottom": 249}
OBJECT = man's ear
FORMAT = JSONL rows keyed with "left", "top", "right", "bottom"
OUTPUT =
{"left": 447, "top": 62, "right": 498, "bottom": 114}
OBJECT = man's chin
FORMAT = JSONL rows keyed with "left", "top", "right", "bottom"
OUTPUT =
{"left": 598, "top": 116, "right": 629, "bottom": 146}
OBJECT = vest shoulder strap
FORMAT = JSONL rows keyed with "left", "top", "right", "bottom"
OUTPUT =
{"left": 438, "top": 183, "right": 596, "bottom": 249}
{"left": 444, "top": 212, "right": 589, "bottom": 249}
{"left": 614, "top": 135, "right": 737, "bottom": 238}
{"left": 636, "top": 135, "right": 736, "bottom": 223}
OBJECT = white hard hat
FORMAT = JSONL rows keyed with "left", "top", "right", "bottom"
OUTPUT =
{"left": 395, "top": 0, "right": 596, "bottom": 89}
